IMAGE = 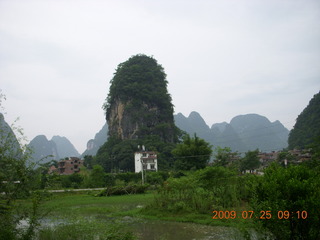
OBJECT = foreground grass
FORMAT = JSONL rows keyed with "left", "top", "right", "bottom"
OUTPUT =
{"left": 38, "top": 220, "right": 136, "bottom": 240}
{"left": 18, "top": 191, "right": 155, "bottom": 240}
{"left": 19, "top": 191, "right": 255, "bottom": 239}
{"left": 24, "top": 190, "right": 253, "bottom": 227}
{"left": 39, "top": 191, "right": 155, "bottom": 217}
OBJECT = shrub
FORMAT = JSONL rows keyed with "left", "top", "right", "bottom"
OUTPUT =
{"left": 96, "top": 184, "right": 149, "bottom": 197}
{"left": 150, "top": 167, "right": 241, "bottom": 213}
{"left": 251, "top": 163, "right": 320, "bottom": 240}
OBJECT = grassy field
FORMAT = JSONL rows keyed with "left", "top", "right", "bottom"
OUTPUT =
{"left": 33, "top": 190, "right": 252, "bottom": 227}
{"left": 28, "top": 190, "right": 251, "bottom": 222}
{"left": 39, "top": 191, "right": 155, "bottom": 217}
{"left": 18, "top": 190, "right": 254, "bottom": 239}
{"left": 17, "top": 191, "right": 156, "bottom": 240}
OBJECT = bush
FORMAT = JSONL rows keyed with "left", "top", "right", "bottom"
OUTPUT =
{"left": 96, "top": 184, "right": 149, "bottom": 197}
{"left": 115, "top": 172, "right": 141, "bottom": 184}
{"left": 251, "top": 163, "right": 320, "bottom": 240}
{"left": 144, "top": 171, "right": 169, "bottom": 185}
{"left": 150, "top": 167, "right": 241, "bottom": 214}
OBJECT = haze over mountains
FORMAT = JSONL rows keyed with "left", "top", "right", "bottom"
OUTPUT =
{"left": 24, "top": 111, "right": 289, "bottom": 162}
{"left": 0, "top": 113, "right": 21, "bottom": 156}
{"left": 82, "top": 123, "right": 108, "bottom": 157}
{"left": 52, "top": 136, "right": 80, "bottom": 158}
{"left": 174, "top": 112, "right": 289, "bottom": 152}
{"left": 28, "top": 135, "right": 80, "bottom": 163}
{"left": 27, "top": 124, "right": 108, "bottom": 163}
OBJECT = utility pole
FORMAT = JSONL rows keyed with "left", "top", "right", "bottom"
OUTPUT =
{"left": 141, "top": 158, "right": 144, "bottom": 184}
{"left": 139, "top": 145, "right": 146, "bottom": 185}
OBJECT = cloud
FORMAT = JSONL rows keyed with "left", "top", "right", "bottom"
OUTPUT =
{"left": 1, "top": 0, "right": 319, "bottom": 152}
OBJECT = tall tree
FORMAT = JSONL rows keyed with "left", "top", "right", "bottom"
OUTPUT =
{"left": 213, "top": 146, "right": 239, "bottom": 167}
{"left": 172, "top": 134, "right": 212, "bottom": 170}
{"left": 240, "top": 149, "right": 260, "bottom": 172}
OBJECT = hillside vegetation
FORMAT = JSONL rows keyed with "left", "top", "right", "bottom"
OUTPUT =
{"left": 97, "top": 55, "right": 181, "bottom": 171}
{"left": 288, "top": 91, "right": 320, "bottom": 149}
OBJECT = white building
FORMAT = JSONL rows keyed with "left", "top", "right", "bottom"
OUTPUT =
{"left": 134, "top": 151, "right": 158, "bottom": 173}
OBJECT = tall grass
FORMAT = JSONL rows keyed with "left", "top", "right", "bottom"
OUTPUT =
{"left": 37, "top": 192, "right": 155, "bottom": 217}
{"left": 17, "top": 192, "right": 155, "bottom": 239}
{"left": 148, "top": 167, "right": 241, "bottom": 215}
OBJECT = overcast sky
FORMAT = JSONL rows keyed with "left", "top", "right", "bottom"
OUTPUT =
{"left": 1, "top": 0, "right": 319, "bottom": 153}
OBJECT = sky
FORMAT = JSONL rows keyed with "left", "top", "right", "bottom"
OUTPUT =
{"left": 1, "top": 0, "right": 320, "bottom": 153}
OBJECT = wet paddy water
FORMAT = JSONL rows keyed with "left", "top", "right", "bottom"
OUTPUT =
{"left": 129, "top": 219, "right": 240, "bottom": 240}
{"left": 35, "top": 216, "right": 244, "bottom": 240}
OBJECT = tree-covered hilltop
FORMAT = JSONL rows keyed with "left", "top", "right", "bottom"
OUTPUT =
{"left": 98, "top": 54, "right": 181, "bottom": 172}
{"left": 288, "top": 91, "right": 320, "bottom": 149}
{"left": 103, "top": 54, "right": 177, "bottom": 143}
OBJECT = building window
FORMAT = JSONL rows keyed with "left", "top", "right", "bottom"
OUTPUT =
{"left": 74, "top": 165, "right": 78, "bottom": 169}
{"left": 150, "top": 164, "right": 155, "bottom": 169}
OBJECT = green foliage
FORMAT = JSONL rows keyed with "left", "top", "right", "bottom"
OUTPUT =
{"left": 302, "top": 136, "right": 320, "bottom": 170}
{"left": 83, "top": 155, "right": 94, "bottom": 169}
{"left": 172, "top": 134, "right": 212, "bottom": 170}
{"left": 95, "top": 137, "right": 117, "bottom": 172}
{"left": 99, "top": 55, "right": 185, "bottom": 171}
{"left": 151, "top": 167, "right": 239, "bottom": 214}
{"left": 115, "top": 172, "right": 141, "bottom": 184}
{"left": 96, "top": 134, "right": 178, "bottom": 172}
{"left": 39, "top": 169, "right": 169, "bottom": 191}
{"left": 111, "top": 140, "right": 137, "bottom": 172}
{"left": 141, "top": 134, "right": 177, "bottom": 170}
{"left": 96, "top": 137, "right": 137, "bottom": 172}
{"left": 213, "top": 147, "right": 240, "bottom": 168}
{"left": 145, "top": 171, "right": 169, "bottom": 185}
{"left": 237, "top": 173, "right": 259, "bottom": 202}
{"left": 86, "top": 165, "right": 106, "bottom": 188}
{"left": 240, "top": 149, "right": 260, "bottom": 172}
{"left": 213, "top": 147, "right": 231, "bottom": 167}
{"left": 104, "top": 54, "right": 177, "bottom": 142}
{"left": 153, "top": 175, "right": 211, "bottom": 213}
{"left": 96, "top": 184, "right": 148, "bottom": 197}
{"left": 195, "top": 167, "right": 239, "bottom": 208}
{"left": 0, "top": 95, "right": 48, "bottom": 239}
{"left": 251, "top": 163, "right": 320, "bottom": 239}
{"left": 288, "top": 91, "right": 320, "bottom": 149}
{"left": 104, "top": 54, "right": 172, "bottom": 116}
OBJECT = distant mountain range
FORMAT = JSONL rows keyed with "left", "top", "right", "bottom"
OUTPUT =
{"left": 25, "top": 112, "right": 289, "bottom": 161}
{"left": 82, "top": 123, "right": 108, "bottom": 157}
{"left": 0, "top": 113, "right": 21, "bottom": 157}
{"left": 52, "top": 136, "right": 80, "bottom": 158}
{"left": 174, "top": 112, "right": 289, "bottom": 152}
{"left": 26, "top": 123, "right": 108, "bottom": 162}
{"left": 83, "top": 112, "right": 289, "bottom": 155}
{"left": 28, "top": 135, "right": 80, "bottom": 163}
